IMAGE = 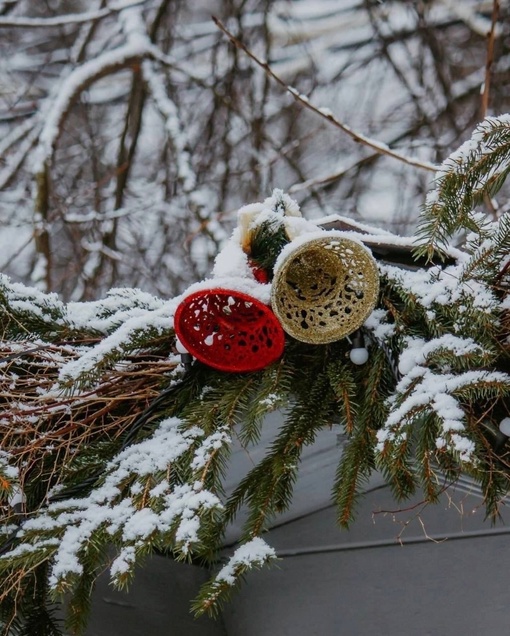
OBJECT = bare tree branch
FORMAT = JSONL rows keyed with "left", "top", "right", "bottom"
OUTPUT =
{"left": 213, "top": 16, "right": 438, "bottom": 174}
{"left": 0, "top": 0, "right": 143, "bottom": 27}
{"left": 480, "top": 0, "right": 500, "bottom": 119}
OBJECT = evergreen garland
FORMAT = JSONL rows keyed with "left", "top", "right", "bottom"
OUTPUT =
{"left": 0, "top": 118, "right": 509, "bottom": 634}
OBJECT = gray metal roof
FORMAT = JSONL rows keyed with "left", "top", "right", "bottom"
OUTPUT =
{"left": 84, "top": 415, "right": 510, "bottom": 635}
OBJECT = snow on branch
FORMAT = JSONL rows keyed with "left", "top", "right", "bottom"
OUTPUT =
{"left": 142, "top": 61, "right": 196, "bottom": 192}
{"left": 4, "top": 417, "right": 223, "bottom": 590}
{"left": 380, "top": 262, "right": 498, "bottom": 320}
{"left": 438, "top": 0, "right": 501, "bottom": 39}
{"left": 58, "top": 301, "right": 178, "bottom": 386}
{"left": 194, "top": 537, "right": 277, "bottom": 616}
{"left": 377, "top": 366, "right": 510, "bottom": 463}
{"left": 0, "top": 451, "right": 18, "bottom": 487}
{"left": 0, "top": 125, "right": 41, "bottom": 190}
{"left": 33, "top": 40, "right": 152, "bottom": 172}
{"left": 0, "top": 8, "right": 111, "bottom": 28}
{"left": 416, "top": 114, "right": 510, "bottom": 256}
{"left": 0, "top": 0, "right": 143, "bottom": 27}
{"left": 213, "top": 16, "right": 438, "bottom": 173}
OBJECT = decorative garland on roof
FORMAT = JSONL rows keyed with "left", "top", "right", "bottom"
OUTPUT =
{"left": 0, "top": 117, "right": 510, "bottom": 635}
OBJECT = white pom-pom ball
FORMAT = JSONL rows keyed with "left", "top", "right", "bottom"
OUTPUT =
{"left": 175, "top": 337, "right": 189, "bottom": 355}
{"left": 499, "top": 417, "right": 510, "bottom": 437}
{"left": 349, "top": 347, "right": 369, "bottom": 365}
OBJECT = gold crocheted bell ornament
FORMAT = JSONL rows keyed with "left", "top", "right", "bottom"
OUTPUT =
{"left": 271, "top": 235, "right": 379, "bottom": 344}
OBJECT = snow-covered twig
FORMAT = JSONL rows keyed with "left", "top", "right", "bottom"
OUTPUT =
{"left": 33, "top": 41, "right": 150, "bottom": 171}
{"left": 213, "top": 16, "right": 438, "bottom": 173}
{"left": 0, "top": 125, "right": 41, "bottom": 190}
{"left": 0, "top": 9, "right": 111, "bottom": 28}
{"left": 0, "top": 0, "right": 143, "bottom": 27}
{"left": 142, "top": 61, "right": 196, "bottom": 192}
{"left": 439, "top": 0, "right": 500, "bottom": 38}
{"left": 0, "top": 117, "right": 38, "bottom": 158}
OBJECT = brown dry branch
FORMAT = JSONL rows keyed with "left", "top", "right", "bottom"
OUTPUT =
{"left": 480, "top": 0, "right": 501, "bottom": 119}
{"left": 0, "top": 340, "right": 178, "bottom": 520}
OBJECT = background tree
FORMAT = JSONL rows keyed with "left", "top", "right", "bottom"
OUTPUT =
{"left": 0, "top": 0, "right": 509, "bottom": 299}
{"left": 1, "top": 1, "right": 510, "bottom": 635}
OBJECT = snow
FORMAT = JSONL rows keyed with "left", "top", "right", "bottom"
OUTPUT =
{"left": 0, "top": 0, "right": 144, "bottom": 27}
{"left": 143, "top": 61, "right": 196, "bottom": 192}
{"left": 7, "top": 487, "right": 26, "bottom": 507}
{"left": 235, "top": 190, "right": 307, "bottom": 253}
{"left": 0, "top": 451, "right": 18, "bottom": 481}
{"left": 0, "top": 8, "right": 111, "bottom": 27}
{"left": 379, "top": 363, "right": 509, "bottom": 463}
{"left": 212, "top": 228, "right": 254, "bottom": 280}
{"left": 380, "top": 262, "right": 496, "bottom": 313}
{"left": 5, "top": 417, "right": 225, "bottom": 587}
{"left": 180, "top": 277, "right": 272, "bottom": 306}
{"left": 397, "top": 335, "right": 486, "bottom": 376}
{"left": 438, "top": 0, "right": 498, "bottom": 37}
{"left": 363, "top": 309, "right": 396, "bottom": 341}
{"left": 67, "top": 287, "right": 165, "bottom": 332}
{"left": 282, "top": 78, "right": 438, "bottom": 172}
{"left": 435, "top": 115, "right": 510, "bottom": 194}
{"left": 58, "top": 302, "right": 177, "bottom": 384}
{"left": 1, "top": 273, "right": 67, "bottom": 324}
{"left": 191, "top": 427, "right": 231, "bottom": 471}
{"left": 33, "top": 38, "right": 151, "bottom": 172}
{"left": 215, "top": 537, "right": 277, "bottom": 585}
{"left": 316, "top": 214, "right": 395, "bottom": 236}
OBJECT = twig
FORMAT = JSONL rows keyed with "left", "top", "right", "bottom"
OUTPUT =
{"left": 0, "top": 0, "right": 144, "bottom": 27}
{"left": 0, "top": 8, "right": 111, "bottom": 27}
{"left": 480, "top": 0, "right": 500, "bottom": 119}
{"left": 212, "top": 16, "right": 438, "bottom": 173}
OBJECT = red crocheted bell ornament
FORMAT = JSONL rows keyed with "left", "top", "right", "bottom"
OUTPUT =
{"left": 174, "top": 288, "right": 285, "bottom": 373}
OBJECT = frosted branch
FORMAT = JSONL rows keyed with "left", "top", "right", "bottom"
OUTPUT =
{"left": 33, "top": 40, "right": 151, "bottom": 172}
{"left": 142, "top": 60, "right": 197, "bottom": 192}
{"left": 0, "top": 1, "right": 143, "bottom": 27}
{"left": 213, "top": 17, "right": 438, "bottom": 173}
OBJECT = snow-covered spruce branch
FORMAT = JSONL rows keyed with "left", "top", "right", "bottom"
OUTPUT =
{"left": 57, "top": 302, "right": 177, "bottom": 388}
{"left": 416, "top": 114, "right": 510, "bottom": 257}
{"left": 379, "top": 261, "right": 499, "bottom": 343}
{"left": 213, "top": 16, "right": 438, "bottom": 174}
{"left": 377, "top": 367, "right": 510, "bottom": 463}
{"left": 192, "top": 537, "right": 277, "bottom": 617}
{"left": 460, "top": 213, "right": 510, "bottom": 283}
{"left": 0, "top": 273, "right": 68, "bottom": 333}
{"left": 0, "top": 417, "right": 226, "bottom": 592}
